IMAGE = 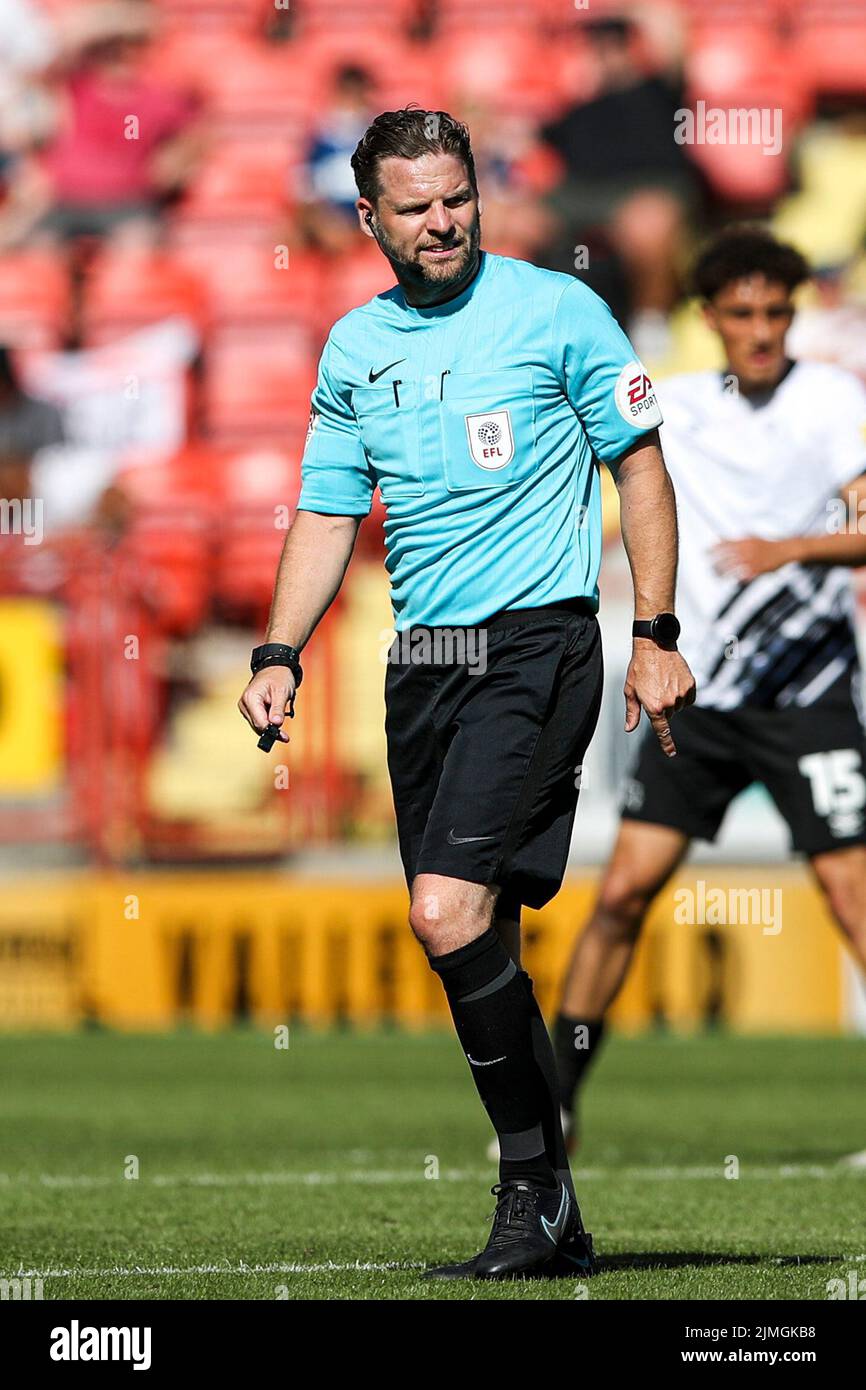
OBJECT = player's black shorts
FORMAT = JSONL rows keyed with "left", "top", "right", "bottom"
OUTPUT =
{"left": 384, "top": 599, "right": 604, "bottom": 918}
{"left": 621, "top": 694, "right": 866, "bottom": 856}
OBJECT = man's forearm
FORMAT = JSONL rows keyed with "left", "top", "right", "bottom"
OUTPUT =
{"left": 264, "top": 509, "right": 361, "bottom": 650}
{"left": 614, "top": 436, "right": 678, "bottom": 618}
{"left": 786, "top": 530, "right": 866, "bottom": 568}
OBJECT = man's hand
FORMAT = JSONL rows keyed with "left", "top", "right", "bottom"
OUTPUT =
{"left": 238, "top": 667, "right": 296, "bottom": 744}
{"left": 624, "top": 642, "right": 696, "bottom": 757}
{"left": 711, "top": 536, "right": 798, "bottom": 582}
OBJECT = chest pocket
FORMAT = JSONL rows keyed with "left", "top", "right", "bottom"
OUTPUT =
{"left": 352, "top": 381, "right": 422, "bottom": 499}
{"left": 439, "top": 367, "right": 537, "bottom": 492}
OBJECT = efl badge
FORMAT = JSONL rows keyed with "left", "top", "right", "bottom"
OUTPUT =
{"left": 464, "top": 410, "right": 514, "bottom": 469}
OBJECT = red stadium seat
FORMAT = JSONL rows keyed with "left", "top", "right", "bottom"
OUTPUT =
{"left": 688, "top": 137, "right": 789, "bottom": 205}
{"left": 165, "top": 242, "right": 328, "bottom": 334}
{"left": 293, "top": 32, "right": 441, "bottom": 111}
{"left": 116, "top": 444, "right": 224, "bottom": 516}
{"left": 789, "top": 22, "right": 866, "bottom": 96}
{"left": 0, "top": 251, "right": 70, "bottom": 349}
{"left": 432, "top": 29, "right": 573, "bottom": 120}
{"left": 213, "top": 443, "right": 301, "bottom": 616}
{"left": 120, "top": 511, "right": 212, "bottom": 636}
{"left": 322, "top": 243, "right": 399, "bottom": 328}
{"left": 220, "top": 445, "right": 301, "bottom": 509}
{"left": 433, "top": 0, "right": 543, "bottom": 32}
{"left": 173, "top": 141, "right": 290, "bottom": 233}
{"left": 213, "top": 518, "right": 287, "bottom": 619}
{"left": 678, "top": 0, "right": 788, "bottom": 23}
{"left": 82, "top": 248, "right": 209, "bottom": 346}
{"left": 149, "top": 32, "right": 316, "bottom": 138}
{"left": 685, "top": 32, "right": 813, "bottom": 154}
{"left": 687, "top": 20, "right": 778, "bottom": 70}
{"left": 150, "top": 0, "right": 271, "bottom": 33}
{"left": 202, "top": 444, "right": 301, "bottom": 619}
{"left": 116, "top": 441, "right": 301, "bottom": 627}
{"left": 202, "top": 327, "right": 317, "bottom": 444}
{"left": 113, "top": 445, "right": 219, "bottom": 633}
{"left": 118, "top": 441, "right": 299, "bottom": 513}
{"left": 290, "top": 0, "right": 418, "bottom": 35}
{"left": 196, "top": 43, "right": 315, "bottom": 141}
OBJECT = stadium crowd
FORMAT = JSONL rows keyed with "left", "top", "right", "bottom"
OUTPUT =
{"left": 1, "top": 0, "right": 865, "bottom": 857}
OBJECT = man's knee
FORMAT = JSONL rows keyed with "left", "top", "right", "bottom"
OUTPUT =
{"left": 408, "top": 875, "right": 496, "bottom": 954}
{"left": 811, "top": 849, "right": 866, "bottom": 944}
{"left": 595, "top": 868, "right": 658, "bottom": 942}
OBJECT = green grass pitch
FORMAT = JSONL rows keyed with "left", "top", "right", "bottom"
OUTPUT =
{"left": 0, "top": 1029, "right": 863, "bottom": 1300}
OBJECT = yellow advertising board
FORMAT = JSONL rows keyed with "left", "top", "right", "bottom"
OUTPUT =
{"left": 0, "top": 598, "right": 63, "bottom": 793}
{"left": 0, "top": 867, "right": 850, "bottom": 1033}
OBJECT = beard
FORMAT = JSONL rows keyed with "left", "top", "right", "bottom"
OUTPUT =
{"left": 373, "top": 211, "right": 482, "bottom": 300}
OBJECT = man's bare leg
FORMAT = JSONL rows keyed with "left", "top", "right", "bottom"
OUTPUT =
{"left": 808, "top": 845, "right": 866, "bottom": 972}
{"left": 553, "top": 821, "right": 690, "bottom": 1140}
{"left": 807, "top": 846, "right": 866, "bottom": 1164}
{"left": 494, "top": 915, "right": 521, "bottom": 966}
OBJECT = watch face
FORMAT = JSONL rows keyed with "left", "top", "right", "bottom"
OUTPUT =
{"left": 651, "top": 612, "right": 680, "bottom": 645}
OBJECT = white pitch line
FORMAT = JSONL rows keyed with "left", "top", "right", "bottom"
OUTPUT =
{"left": 0, "top": 1162, "right": 861, "bottom": 1190}
{"left": 5, "top": 1253, "right": 865, "bottom": 1282}
{"left": 2, "top": 1260, "right": 424, "bottom": 1279}
{"left": 3, "top": 1167, "right": 861, "bottom": 1189}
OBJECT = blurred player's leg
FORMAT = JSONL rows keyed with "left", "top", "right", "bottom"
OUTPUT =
{"left": 808, "top": 846, "right": 866, "bottom": 971}
{"left": 494, "top": 911, "right": 521, "bottom": 966}
{"left": 807, "top": 847, "right": 866, "bottom": 1165}
{"left": 553, "top": 821, "right": 689, "bottom": 1143}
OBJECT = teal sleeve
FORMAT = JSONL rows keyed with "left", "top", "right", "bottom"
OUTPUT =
{"left": 297, "top": 336, "right": 376, "bottom": 516}
{"left": 551, "top": 279, "right": 663, "bottom": 466}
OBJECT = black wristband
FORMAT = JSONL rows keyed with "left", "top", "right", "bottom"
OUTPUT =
{"left": 250, "top": 643, "right": 304, "bottom": 687}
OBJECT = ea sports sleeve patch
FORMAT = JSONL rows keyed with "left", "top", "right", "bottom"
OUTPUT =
{"left": 551, "top": 278, "right": 662, "bottom": 466}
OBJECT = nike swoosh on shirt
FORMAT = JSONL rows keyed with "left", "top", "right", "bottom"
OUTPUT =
{"left": 368, "top": 358, "right": 406, "bottom": 382}
{"left": 447, "top": 829, "right": 497, "bottom": 845}
{"left": 540, "top": 1187, "right": 571, "bottom": 1245}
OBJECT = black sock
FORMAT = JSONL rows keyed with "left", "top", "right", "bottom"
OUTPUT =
{"left": 554, "top": 1013, "right": 606, "bottom": 1115}
{"left": 518, "top": 970, "right": 576, "bottom": 1199}
{"left": 429, "top": 928, "right": 558, "bottom": 1189}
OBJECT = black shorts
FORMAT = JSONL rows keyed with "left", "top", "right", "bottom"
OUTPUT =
{"left": 621, "top": 695, "right": 866, "bottom": 856}
{"left": 384, "top": 600, "right": 604, "bottom": 917}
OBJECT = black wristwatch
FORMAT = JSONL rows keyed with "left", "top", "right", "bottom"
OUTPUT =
{"left": 250, "top": 643, "right": 304, "bottom": 687}
{"left": 632, "top": 613, "right": 680, "bottom": 650}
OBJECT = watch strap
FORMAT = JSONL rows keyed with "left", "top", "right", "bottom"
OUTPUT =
{"left": 250, "top": 643, "right": 303, "bottom": 687}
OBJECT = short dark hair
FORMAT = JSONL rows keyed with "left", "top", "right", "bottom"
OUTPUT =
{"left": 692, "top": 227, "right": 811, "bottom": 300}
{"left": 351, "top": 104, "right": 477, "bottom": 206}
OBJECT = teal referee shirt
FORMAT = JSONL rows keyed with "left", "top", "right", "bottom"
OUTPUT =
{"left": 297, "top": 251, "right": 662, "bottom": 630}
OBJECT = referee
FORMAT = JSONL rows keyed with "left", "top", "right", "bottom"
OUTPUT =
{"left": 238, "top": 107, "right": 695, "bottom": 1280}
